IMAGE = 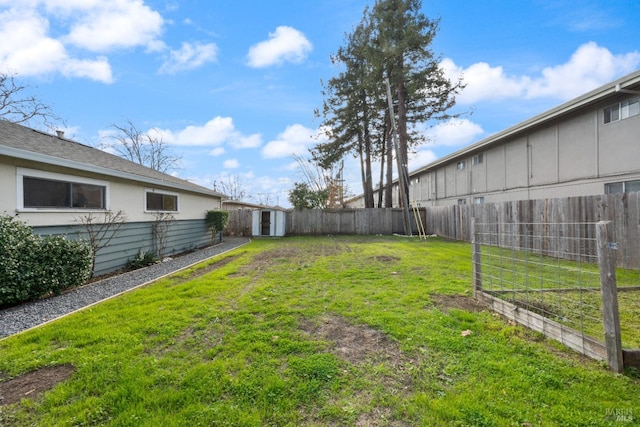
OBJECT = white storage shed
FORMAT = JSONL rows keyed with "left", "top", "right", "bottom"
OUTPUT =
{"left": 251, "top": 209, "right": 286, "bottom": 237}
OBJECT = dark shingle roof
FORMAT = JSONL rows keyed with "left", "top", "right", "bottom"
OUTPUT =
{"left": 0, "top": 120, "right": 224, "bottom": 198}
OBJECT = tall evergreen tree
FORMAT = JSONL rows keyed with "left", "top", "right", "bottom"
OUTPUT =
{"left": 316, "top": 0, "right": 463, "bottom": 212}
{"left": 315, "top": 14, "right": 385, "bottom": 208}
{"left": 371, "top": 0, "right": 463, "bottom": 206}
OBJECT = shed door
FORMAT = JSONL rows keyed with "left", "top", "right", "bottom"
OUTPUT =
{"left": 261, "top": 211, "right": 271, "bottom": 236}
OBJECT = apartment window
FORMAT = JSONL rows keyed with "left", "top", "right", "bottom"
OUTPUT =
{"left": 23, "top": 176, "right": 105, "bottom": 209}
{"left": 604, "top": 97, "right": 639, "bottom": 124}
{"left": 472, "top": 153, "right": 484, "bottom": 166}
{"left": 457, "top": 161, "right": 466, "bottom": 170}
{"left": 146, "top": 191, "right": 178, "bottom": 211}
{"left": 473, "top": 196, "right": 484, "bottom": 205}
{"left": 457, "top": 198, "right": 467, "bottom": 205}
{"left": 605, "top": 179, "right": 640, "bottom": 194}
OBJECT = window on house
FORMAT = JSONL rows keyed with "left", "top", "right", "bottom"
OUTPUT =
{"left": 146, "top": 191, "right": 178, "bottom": 211}
{"left": 472, "top": 153, "right": 484, "bottom": 166}
{"left": 473, "top": 196, "right": 484, "bottom": 204}
{"left": 457, "top": 161, "right": 466, "bottom": 170}
{"left": 457, "top": 198, "right": 467, "bottom": 205}
{"left": 604, "top": 97, "right": 639, "bottom": 124}
{"left": 606, "top": 179, "right": 640, "bottom": 194}
{"left": 23, "top": 176, "right": 105, "bottom": 209}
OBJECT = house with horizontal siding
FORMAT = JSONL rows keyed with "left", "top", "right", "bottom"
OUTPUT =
{"left": 347, "top": 69, "right": 640, "bottom": 208}
{"left": 0, "top": 120, "right": 225, "bottom": 275}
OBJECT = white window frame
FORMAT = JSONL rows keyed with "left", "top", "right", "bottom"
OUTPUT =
{"left": 17, "top": 167, "right": 110, "bottom": 212}
{"left": 605, "top": 179, "right": 640, "bottom": 194}
{"left": 473, "top": 196, "right": 485, "bottom": 205}
{"left": 145, "top": 188, "right": 180, "bottom": 213}
{"left": 472, "top": 153, "right": 484, "bottom": 166}
{"left": 457, "top": 161, "right": 466, "bottom": 171}
{"left": 604, "top": 96, "right": 639, "bottom": 124}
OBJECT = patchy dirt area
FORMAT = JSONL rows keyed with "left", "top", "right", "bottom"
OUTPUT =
{"left": 0, "top": 364, "right": 75, "bottom": 407}
{"left": 300, "top": 315, "right": 404, "bottom": 365}
{"left": 431, "top": 294, "right": 487, "bottom": 313}
{"left": 300, "top": 315, "right": 416, "bottom": 426}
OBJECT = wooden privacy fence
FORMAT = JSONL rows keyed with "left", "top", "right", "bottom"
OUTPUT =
{"left": 225, "top": 208, "right": 426, "bottom": 236}
{"left": 426, "top": 193, "right": 640, "bottom": 269}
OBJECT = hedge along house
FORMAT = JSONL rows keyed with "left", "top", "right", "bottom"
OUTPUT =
{"left": 346, "top": 69, "right": 640, "bottom": 208}
{"left": 0, "top": 120, "right": 225, "bottom": 276}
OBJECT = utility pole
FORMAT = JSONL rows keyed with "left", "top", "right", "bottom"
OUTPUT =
{"left": 385, "top": 77, "right": 413, "bottom": 236}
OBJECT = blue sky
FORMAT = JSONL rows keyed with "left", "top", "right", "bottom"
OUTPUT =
{"left": 1, "top": 1, "right": 639, "bottom": 207}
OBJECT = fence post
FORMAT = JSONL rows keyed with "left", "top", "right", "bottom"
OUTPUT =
{"left": 596, "top": 220, "right": 623, "bottom": 373}
{"left": 471, "top": 218, "right": 482, "bottom": 298}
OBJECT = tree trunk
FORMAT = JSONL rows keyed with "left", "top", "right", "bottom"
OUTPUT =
{"left": 396, "top": 77, "right": 410, "bottom": 208}
{"left": 377, "top": 129, "right": 386, "bottom": 208}
{"left": 385, "top": 125, "right": 393, "bottom": 208}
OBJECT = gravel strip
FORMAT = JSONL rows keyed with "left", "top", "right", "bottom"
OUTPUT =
{"left": 0, "top": 237, "right": 250, "bottom": 339}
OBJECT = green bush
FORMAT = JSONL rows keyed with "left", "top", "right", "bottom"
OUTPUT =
{"left": 129, "top": 249, "right": 157, "bottom": 270}
{"left": 205, "top": 210, "right": 230, "bottom": 233}
{"left": 205, "top": 210, "right": 229, "bottom": 243}
{"left": 0, "top": 215, "right": 92, "bottom": 306}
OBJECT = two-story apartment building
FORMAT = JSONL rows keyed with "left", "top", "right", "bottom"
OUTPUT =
{"left": 347, "top": 69, "right": 640, "bottom": 208}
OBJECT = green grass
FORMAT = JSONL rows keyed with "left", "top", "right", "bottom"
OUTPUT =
{"left": 0, "top": 236, "right": 638, "bottom": 426}
{"left": 479, "top": 244, "right": 640, "bottom": 348}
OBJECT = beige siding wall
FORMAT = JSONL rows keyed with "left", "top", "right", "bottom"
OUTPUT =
{"left": 470, "top": 155, "right": 487, "bottom": 194}
{"left": 504, "top": 137, "right": 528, "bottom": 190}
{"left": 558, "top": 113, "right": 597, "bottom": 181}
{"left": 599, "top": 110, "right": 640, "bottom": 175}
{"left": 485, "top": 144, "right": 505, "bottom": 192}
{"left": 0, "top": 160, "right": 16, "bottom": 213}
{"left": 1, "top": 160, "right": 220, "bottom": 227}
{"left": 529, "top": 126, "right": 558, "bottom": 186}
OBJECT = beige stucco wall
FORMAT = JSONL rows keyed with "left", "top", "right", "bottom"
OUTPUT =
{"left": 1, "top": 159, "right": 221, "bottom": 227}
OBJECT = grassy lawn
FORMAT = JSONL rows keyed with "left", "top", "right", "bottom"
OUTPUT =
{"left": 480, "top": 245, "right": 640, "bottom": 348}
{"left": 0, "top": 236, "right": 638, "bottom": 426}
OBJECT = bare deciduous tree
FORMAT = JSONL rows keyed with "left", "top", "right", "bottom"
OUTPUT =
{"left": 75, "top": 210, "right": 128, "bottom": 276}
{"left": 105, "top": 119, "right": 180, "bottom": 173}
{"left": 215, "top": 174, "right": 247, "bottom": 200}
{"left": 0, "top": 72, "right": 63, "bottom": 130}
{"left": 153, "top": 212, "right": 174, "bottom": 259}
{"left": 292, "top": 152, "right": 346, "bottom": 208}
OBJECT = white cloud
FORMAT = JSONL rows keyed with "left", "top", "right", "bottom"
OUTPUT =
{"left": 63, "top": 1, "right": 164, "bottom": 52}
{"left": 159, "top": 42, "right": 218, "bottom": 74}
{"left": 262, "top": 124, "right": 318, "bottom": 159}
{"left": 0, "top": 0, "right": 167, "bottom": 82}
{"left": 223, "top": 158, "right": 239, "bottom": 169}
{"left": 440, "top": 58, "right": 529, "bottom": 104}
{"left": 209, "top": 147, "right": 225, "bottom": 156}
{"left": 408, "top": 149, "right": 438, "bottom": 172}
{"left": 247, "top": 26, "right": 312, "bottom": 68}
{"left": 0, "top": 8, "right": 114, "bottom": 82}
{"left": 420, "top": 118, "right": 485, "bottom": 148}
{"left": 231, "top": 134, "right": 262, "bottom": 149}
{"left": 526, "top": 42, "right": 640, "bottom": 99}
{"left": 443, "top": 42, "right": 640, "bottom": 104}
{"left": 150, "top": 116, "right": 262, "bottom": 149}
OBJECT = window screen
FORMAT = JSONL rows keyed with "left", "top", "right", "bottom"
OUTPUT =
{"left": 23, "top": 177, "right": 104, "bottom": 209}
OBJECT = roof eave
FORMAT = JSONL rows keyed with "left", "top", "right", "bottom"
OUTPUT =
{"left": 413, "top": 69, "right": 640, "bottom": 175}
{"left": 0, "top": 145, "right": 223, "bottom": 198}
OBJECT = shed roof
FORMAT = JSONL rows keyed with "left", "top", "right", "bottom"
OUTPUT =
{"left": 0, "top": 120, "right": 224, "bottom": 198}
